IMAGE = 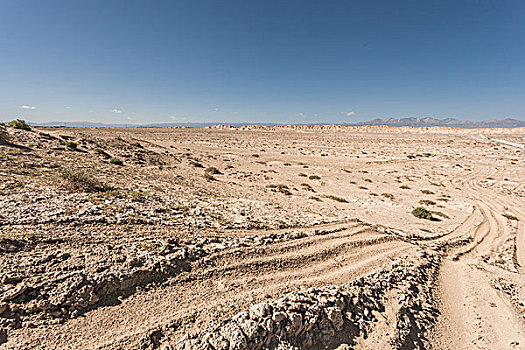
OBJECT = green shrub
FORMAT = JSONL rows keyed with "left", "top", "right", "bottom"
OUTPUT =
{"left": 7, "top": 119, "right": 30, "bottom": 130}
{"left": 110, "top": 158, "right": 123, "bottom": 165}
{"left": 65, "top": 141, "right": 77, "bottom": 149}
{"left": 412, "top": 207, "right": 434, "bottom": 220}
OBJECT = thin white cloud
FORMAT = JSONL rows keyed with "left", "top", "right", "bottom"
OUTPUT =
{"left": 346, "top": 111, "right": 356, "bottom": 116}
{"left": 65, "top": 106, "right": 71, "bottom": 109}
{"left": 19, "top": 105, "right": 36, "bottom": 110}
{"left": 213, "top": 107, "right": 219, "bottom": 112}
{"left": 110, "top": 109, "right": 122, "bottom": 114}
{"left": 297, "top": 112, "right": 305, "bottom": 117}
{"left": 170, "top": 115, "right": 188, "bottom": 121}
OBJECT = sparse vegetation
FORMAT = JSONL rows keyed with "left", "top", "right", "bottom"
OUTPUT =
{"left": 420, "top": 189, "right": 434, "bottom": 195}
{"left": 382, "top": 193, "right": 394, "bottom": 199}
{"left": 66, "top": 141, "right": 78, "bottom": 149}
{"left": 7, "top": 119, "right": 30, "bottom": 130}
{"left": 309, "top": 196, "right": 322, "bottom": 201}
{"left": 309, "top": 175, "right": 321, "bottom": 180}
{"left": 400, "top": 185, "right": 410, "bottom": 189}
{"left": 419, "top": 199, "right": 436, "bottom": 206}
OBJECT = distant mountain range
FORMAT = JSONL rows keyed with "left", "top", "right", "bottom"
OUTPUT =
{"left": 27, "top": 117, "right": 525, "bottom": 129}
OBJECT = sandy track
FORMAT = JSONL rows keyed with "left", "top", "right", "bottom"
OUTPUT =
{"left": 431, "top": 163, "right": 525, "bottom": 349}
{"left": 6, "top": 225, "right": 414, "bottom": 349}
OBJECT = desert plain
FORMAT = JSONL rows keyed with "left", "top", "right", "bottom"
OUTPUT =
{"left": 0, "top": 124, "right": 524, "bottom": 349}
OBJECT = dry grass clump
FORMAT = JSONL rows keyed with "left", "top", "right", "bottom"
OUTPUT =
{"left": 203, "top": 167, "right": 222, "bottom": 180}
{"left": 300, "top": 183, "right": 315, "bottom": 192}
{"left": 420, "top": 189, "right": 434, "bottom": 195}
{"left": 502, "top": 213, "right": 519, "bottom": 221}
{"left": 59, "top": 168, "right": 112, "bottom": 193}
{"left": 190, "top": 160, "right": 204, "bottom": 168}
{"left": 308, "top": 175, "right": 321, "bottom": 180}
{"left": 400, "top": 185, "right": 410, "bottom": 189}
{"left": 266, "top": 184, "right": 292, "bottom": 195}
{"left": 382, "top": 193, "right": 394, "bottom": 199}
{"left": 419, "top": 199, "right": 436, "bottom": 206}
{"left": 110, "top": 158, "right": 123, "bottom": 166}
{"left": 323, "top": 195, "right": 348, "bottom": 203}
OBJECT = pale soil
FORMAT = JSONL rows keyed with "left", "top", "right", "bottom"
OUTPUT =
{"left": 0, "top": 125, "right": 524, "bottom": 349}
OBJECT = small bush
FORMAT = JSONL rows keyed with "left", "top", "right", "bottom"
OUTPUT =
{"left": 59, "top": 168, "right": 111, "bottom": 193}
{"left": 412, "top": 207, "right": 434, "bottom": 220}
{"left": 382, "top": 193, "right": 394, "bottom": 199}
{"left": 309, "top": 196, "right": 322, "bottom": 201}
{"left": 7, "top": 119, "right": 30, "bottom": 130}
{"left": 309, "top": 175, "right": 321, "bottom": 180}
{"left": 66, "top": 141, "right": 77, "bottom": 149}
{"left": 298, "top": 173, "right": 307, "bottom": 177}
{"left": 419, "top": 199, "right": 436, "bottom": 206}
{"left": 400, "top": 185, "right": 410, "bottom": 189}
{"left": 421, "top": 189, "right": 434, "bottom": 195}
{"left": 110, "top": 158, "right": 123, "bottom": 166}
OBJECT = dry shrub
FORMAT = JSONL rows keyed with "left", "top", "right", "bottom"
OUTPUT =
{"left": 59, "top": 168, "right": 111, "bottom": 193}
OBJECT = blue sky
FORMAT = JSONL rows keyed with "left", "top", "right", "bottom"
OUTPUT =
{"left": 1, "top": 0, "right": 524, "bottom": 124}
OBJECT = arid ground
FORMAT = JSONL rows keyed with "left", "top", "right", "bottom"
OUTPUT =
{"left": 1, "top": 125, "right": 524, "bottom": 349}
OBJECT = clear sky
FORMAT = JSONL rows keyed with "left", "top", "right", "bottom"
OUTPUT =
{"left": 1, "top": 0, "right": 524, "bottom": 124}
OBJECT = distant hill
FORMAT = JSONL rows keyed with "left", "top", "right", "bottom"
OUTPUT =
{"left": 350, "top": 117, "right": 525, "bottom": 128}
{"left": 26, "top": 118, "right": 524, "bottom": 129}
